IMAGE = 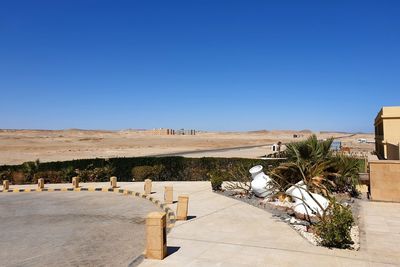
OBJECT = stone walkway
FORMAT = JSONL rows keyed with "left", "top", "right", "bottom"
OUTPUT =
{"left": 3, "top": 181, "right": 400, "bottom": 266}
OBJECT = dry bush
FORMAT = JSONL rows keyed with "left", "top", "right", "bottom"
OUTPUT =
{"left": 11, "top": 171, "right": 26, "bottom": 184}
{"left": 223, "top": 164, "right": 252, "bottom": 194}
{"left": 33, "top": 171, "right": 63, "bottom": 183}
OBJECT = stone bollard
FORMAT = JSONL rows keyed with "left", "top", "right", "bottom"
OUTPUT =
{"left": 145, "top": 212, "right": 167, "bottom": 260}
{"left": 144, "top": 179, "right": 152, "bottom": 195}
{"left": 3, "top": 180, "right": 9, "bottom": 190}
{"left": 38, "top": 178, "right": 44, "bottom": 189}
{"left": 176, "top": 195, "right": 189, "bottom": 220}
{"left": 164, "top": 186, "right": 173, "bottom": 204}
{"left": 110, "top": 176, "right": 117, "bottom": 188}
{"left": 72, "top": 177, "right": 79, "bottom": 188}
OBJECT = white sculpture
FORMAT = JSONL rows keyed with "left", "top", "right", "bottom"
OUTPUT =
{"left": 286, "top": 181, "right": 329, "bottom": 217}
{"left": 249, "top": 165, "right": 272, "bottom": 197}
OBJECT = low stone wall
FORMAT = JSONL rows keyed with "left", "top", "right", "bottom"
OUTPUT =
{"left": 369, "top": 160, "right": 400, "bottom": 202}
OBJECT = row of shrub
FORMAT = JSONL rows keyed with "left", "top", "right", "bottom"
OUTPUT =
{"left": 0, "top": 157, "right": 284, "bottom": 185}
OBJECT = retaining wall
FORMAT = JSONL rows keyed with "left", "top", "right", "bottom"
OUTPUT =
{"left": 369, "top": 160, "right": 400, "bottom": 202}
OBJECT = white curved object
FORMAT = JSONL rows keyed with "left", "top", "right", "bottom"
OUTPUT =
{"left": 286, "top": 181, "right": 329, "bottom": 216}
{"left": 249, "top": 165, "right": 272, "bottom": 197}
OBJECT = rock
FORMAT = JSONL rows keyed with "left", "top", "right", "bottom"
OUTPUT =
{"left": 294, "top": 211, "right": 307, "bottom": 220}
{"left": 276, "top": 205, "right": 288, "bottom": 212}
{"left": 287, "top": 208, "right": 295, "bottom": 215}
{"left": 296, "top": 220, "right": 311, "bottom": 227}
{"left": 289, "top": 217, "right": 310, "bottom": 226}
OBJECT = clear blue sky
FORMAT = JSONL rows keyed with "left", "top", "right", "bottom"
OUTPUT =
{"left": 1, "top": 1, "right": 399, "bottom": 132}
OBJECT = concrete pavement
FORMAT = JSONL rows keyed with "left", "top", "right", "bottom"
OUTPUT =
{"left": 128, "top": 181, "right": 399, "bottom": 267}
{"left": 0, "top": 191, "right": 160, "bottom": 267}
{"left": 1, "top": 181, "right": 399, "bottom": 266}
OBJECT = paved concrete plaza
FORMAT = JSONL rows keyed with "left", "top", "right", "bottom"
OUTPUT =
{"left": 0, "top": 192, "right": 160, "bottom": 267}
{"left": 135, "top": 182, "right": 400, "bottom": 267}
{"left": 2, "top": 182, "right": 400, "bottom": 266}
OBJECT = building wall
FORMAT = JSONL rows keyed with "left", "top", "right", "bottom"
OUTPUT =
{"left": 383, "top": 119, "right": 400, "bottom": 160}
{"left": 374, "top": 107, "right": 400, "bottom": 160}
{"left": 369, "top": 160, "right": 400, "bottom": 202}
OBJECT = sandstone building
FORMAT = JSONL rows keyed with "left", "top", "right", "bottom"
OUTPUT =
{"left": 374, "top": 106, "right": 400, "bottom": 160}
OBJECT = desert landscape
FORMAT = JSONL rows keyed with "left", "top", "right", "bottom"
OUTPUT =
{"left": 0, "top": 129, "right": 375, "bottom": 165}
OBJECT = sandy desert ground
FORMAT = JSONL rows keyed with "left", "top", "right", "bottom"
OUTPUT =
{"left": 0, "top": 129, "right": 375, "bottom": 165}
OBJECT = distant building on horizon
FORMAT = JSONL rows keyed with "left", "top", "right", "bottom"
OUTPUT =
{"left": 147, "top": 128, "right": 196, "bottom": 135}
{"left": 374, "top": 106, "right": 400, "bottom": 160}
{"left": 330, "top": 140, "right": 342, "bottom": 151}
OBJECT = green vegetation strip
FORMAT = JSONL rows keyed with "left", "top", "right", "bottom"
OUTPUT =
{"left": 0, "top": 156, "right": 282, "bottom": 185}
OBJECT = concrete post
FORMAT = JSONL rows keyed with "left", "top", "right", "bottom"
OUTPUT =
{"left": 3, "top": 180, "right": 9, "bottom": 190}
{"left": 144, "top": 179, "right": 152, "bottom": 195}
{"left": 176, "top": 195, "right": 189, "bottom": 220}
{"left": 398, "top": 142, "right": 400, "bottom": 160}
{"left": 38, "top": 178, "right": 44, "bottom": 189}
{"left": 145, "top": 212, "right": 167, "bottom": 260}
{"left": 110, "top": 176, "right": 117, "bottom": 188}
{"left": 72, "top": 177, "right": 79, "bottom": 188}
{"left": 164, "top": 186, "right": 173, "bottom": 204}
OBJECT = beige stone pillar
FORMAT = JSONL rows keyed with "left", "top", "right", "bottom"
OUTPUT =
{"left": 145, "top": 212, "right": 167, "bottom": 260}
{"left": 144, "top": 179, "right": 152, "bottom": 195}
{"left": 398, "top": 142, "right": 400, "bottom": 160}
{"left": 3, "top": 180, "right": 9, "bottom": 190}
{"left": 176, "top": 195, "right": 189, "bottom": 220}
{"left": 38, "top": 178, "right": 44, "bottom": 189}
{"left": 72, "top": 177, "right": 79, "bottom": 188}
{"left": 110, "top": 176, "right": 117, "bottom": 188}
{"left": 164, "top": 186, "right": 173, "bottom": 204}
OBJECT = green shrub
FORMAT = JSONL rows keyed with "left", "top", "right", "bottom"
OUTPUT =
{"left": 131, "top": 165, "right": 165, "bottom": 181}
{"left": 315, "top": 202, "right": 354, "bottom": 248}
{"left": 34, "top": 171, "right": 63, "bottom": 183}
{"left": 0, "top": 156, "right": 283, "bottom": 184}
{"left": 0, "top": 169, "right": 12, "bottom": 182}
{"left": 60, "top": 166, "right": 78, "bottom": 182}
{"left": 210, "top": 174, "right": 224, "bottom": 191}
{"left": 22, "top": 159, "right": 40, "bottom": 183}
{"left": 76, "top": 164, "right": 115, "bottom": 182}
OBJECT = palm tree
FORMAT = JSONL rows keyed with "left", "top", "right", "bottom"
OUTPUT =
{"left": 270, "top": 135, "right": 360, "bottom": 195}
{"left": 283, "top": 134, "right": 333, "bottom": 163}
{"left": 329, "top": 154, "right": 360, "bottom": 194}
